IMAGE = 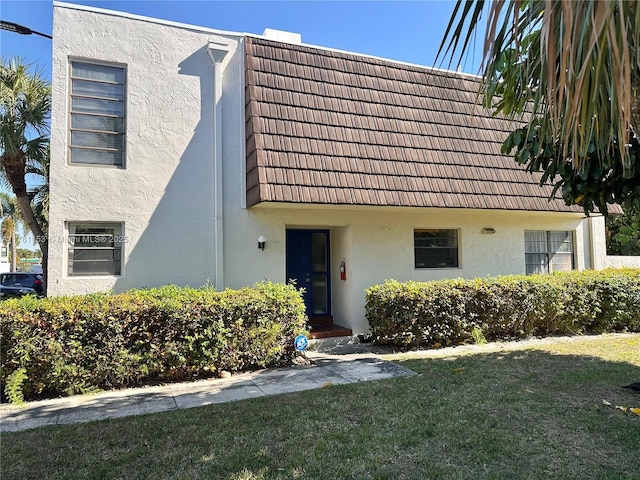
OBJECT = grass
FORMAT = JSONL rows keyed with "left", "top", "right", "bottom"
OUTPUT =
{"left": 2, "top": 334, "right": 639, "bottom": 480}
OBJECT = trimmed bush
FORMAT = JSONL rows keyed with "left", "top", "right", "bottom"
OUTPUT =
{"left": 0, "top": 282, "right": 307, "bottom": 403}
{"left": 366, "top": 269, "right": 640, "bottom": 349}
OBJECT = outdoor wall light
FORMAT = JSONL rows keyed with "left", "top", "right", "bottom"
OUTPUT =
{"left": 258, "top": 235, "right": 266, "bottom": 251}
{"left": 482, "top": 227, "right": 496, "bottom": 234}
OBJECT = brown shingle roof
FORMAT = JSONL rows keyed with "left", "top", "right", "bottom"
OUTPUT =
{"left": 244, "top": 36, "right": 583, "bottom": 213}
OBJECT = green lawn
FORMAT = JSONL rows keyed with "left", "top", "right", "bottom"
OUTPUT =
{"left": 2, "top": 335, "right": 639, "bottom": 480}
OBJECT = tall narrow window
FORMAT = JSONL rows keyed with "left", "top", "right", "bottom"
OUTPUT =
{"left": 69, "top": 62, "right": 125, "bottom": 166}
{"left": 525, "top": 230, "right": 574, "bottom": 274}
{"left": 414, "top": 229, "right": 459, "bottom": 268}
{"left": 67, "top": 223, "right": 123, "bottom": 276}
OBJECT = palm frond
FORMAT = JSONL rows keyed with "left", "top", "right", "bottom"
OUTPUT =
{"left": 437, "top": 0, "right": 640, "bottom": 170}
{"left": 0, "top": 57, "right": 51, "bottom": 159}
{"left": 26, "top": 148, "right": 50, "bottom": 232}
{"left": 0, "top": 191, "right": 25, "bottom": 244}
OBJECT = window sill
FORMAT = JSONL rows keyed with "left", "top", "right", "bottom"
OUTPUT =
{"left": 65, "top": 275, "right": 123, "bottom": 279}
{"left": 67, "top": 163, "right": 126, "bottom": 169}
{"left": 414, "top": 267, "right": 462, "bottom": 270}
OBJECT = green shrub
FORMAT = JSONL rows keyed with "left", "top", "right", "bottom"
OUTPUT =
{"left": 0, "top": 282, "right": 307, "bottom": 403}
{"left": 365, "top": 269, "right": 640, "bottom": 348}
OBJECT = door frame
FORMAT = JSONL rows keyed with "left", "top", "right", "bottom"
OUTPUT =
{"left": 285, "top": 228, "right": 332, "bottom": 319}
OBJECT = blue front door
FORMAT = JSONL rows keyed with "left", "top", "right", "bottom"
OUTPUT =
{"left": 286, "top": 229, "right": 331, "bottom": 317}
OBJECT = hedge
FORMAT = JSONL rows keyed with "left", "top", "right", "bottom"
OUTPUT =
{"left": 0, "top": 282, "right": 307, "bottom": 403}
{"left": 366, "top": 269, "right": 640, "bottom": 349}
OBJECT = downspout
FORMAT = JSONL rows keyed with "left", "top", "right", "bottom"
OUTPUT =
{"left": 587, "top": 215, "right": 608, "bottom": 270}
{"left": 207, "top": 37, "right": 230, "bottom": 290}
{"left": 588, "top": 216, "right": 596, "bottom": 270}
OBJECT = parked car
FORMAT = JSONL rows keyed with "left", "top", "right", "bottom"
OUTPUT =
{"left": 0, "top": 272, "right": 44, "bottom": 297}
{"left": 0, "top": 284, "right": 38, "bottom": 297}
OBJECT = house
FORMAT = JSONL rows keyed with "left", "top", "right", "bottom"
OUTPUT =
{"left": 0, "top": 240, "right": 9, "bottom": 273}
{"left": 48, "top": 2, "right": 640, "bottom": 335}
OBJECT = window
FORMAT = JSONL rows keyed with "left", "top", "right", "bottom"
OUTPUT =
{"left": 69, "top": 62, "right": 125, "bottom": 166}
{"left": 414, "top": 229, "right": 459, "bottom": 268}
{"left": 525, "top": 230, "right": 574, "bottom": 274}
{"left": 0, "top": 246, "right": 7, "bottom": 259}
{"left": 67, "top": 223, "right": 123, "bottom": 276}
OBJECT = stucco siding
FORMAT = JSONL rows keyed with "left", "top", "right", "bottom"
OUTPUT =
{"left": 49, "top": 4, "right": 243, "bottom": 295}
{"left": 0, "top": 240, "right": 9, "bottom": 273}
{"left": 221, "top": 205, "right": 591, "bottom": 333}
{"left": 587, "top": 217, "right": 640, "bottom": 269}
{"left": 47, "top": 3, "right": 630, "bottom": 337}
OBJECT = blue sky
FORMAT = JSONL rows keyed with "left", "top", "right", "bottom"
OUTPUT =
{"left": 2, "top": 0, "right": 486, "bottom": 81}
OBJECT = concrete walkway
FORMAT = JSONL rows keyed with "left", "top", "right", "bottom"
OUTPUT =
{"left": 0, "top": 351, "right": 416, "bottom": 433}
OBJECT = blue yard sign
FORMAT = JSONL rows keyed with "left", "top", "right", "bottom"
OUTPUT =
{"left": 294, "top": 334, "right": 309, "bottom": 352}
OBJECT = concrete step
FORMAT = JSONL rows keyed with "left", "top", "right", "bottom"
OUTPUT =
{"left": 308, "top": 335, "right": 395, "bottom": 355}
{"left": 308, "top": 323, "right": 352, "bottom": 339}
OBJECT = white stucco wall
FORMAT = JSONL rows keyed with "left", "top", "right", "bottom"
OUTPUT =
{"left": 48, "top": 3, "right": 637, "bottom": 336}
{"left": 49, "top": 3, "right": 243, "bottom": 295}
{"left": 605, "top": 256, "right": 640, "bottom": 268}
{"left": 0, "top": 240, "right": 9, "bottom": 273}
{"left": 588, "top": 216, "right": 640, "bottom": 269}
{"left": 220, "top": 204, "right": 592, "bottom": 333}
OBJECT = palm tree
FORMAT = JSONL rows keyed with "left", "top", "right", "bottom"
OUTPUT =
{"left": 27, "top": 147, "right": 49, "bottom": 234}
{"left": 0, "top": 57, "right": 50, "bottom": 284}
{"left": 438, "top": 1, "right": 640, "bottom": 213}
{"left": 0, "top": 192, "right": 25, "bottom": 272}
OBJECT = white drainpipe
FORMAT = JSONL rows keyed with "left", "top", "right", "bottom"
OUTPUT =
{"left": 207, "top": 37, "right": 229, "bottom": 290}
{"left": 588, "top": 216, "right": 596, "bottom": 270}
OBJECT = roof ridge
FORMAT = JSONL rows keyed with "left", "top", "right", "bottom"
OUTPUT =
{"left": 245, "top": 35, "right": 483, "bottom": 81}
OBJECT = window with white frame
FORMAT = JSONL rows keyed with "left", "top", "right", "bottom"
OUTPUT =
{"left": 525, "top": 230, "right": 574, "bottom": 274}
{"left": 414, "top": 229, "right": 459, "bottom": 268}
{"left": 1, "top": 245, "right": 7, "bottom": 260}
{"left": 69, "top": 62, "right": 125, "bottom": 166}
{"left": 67, "top": 223, "right": 123, "bottom": 276}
